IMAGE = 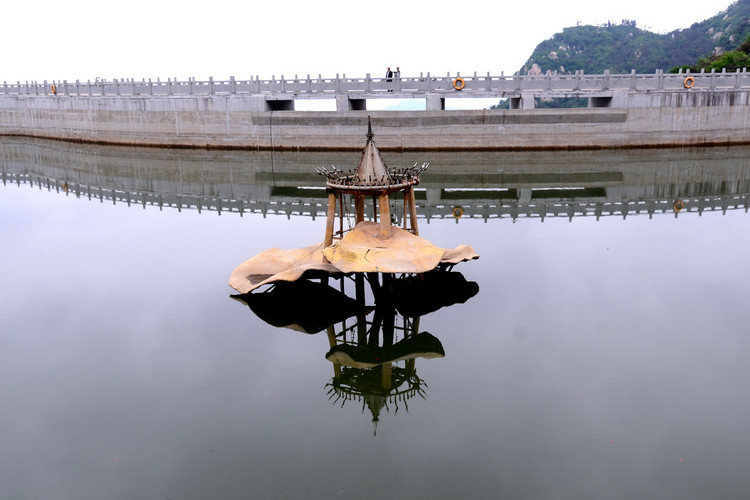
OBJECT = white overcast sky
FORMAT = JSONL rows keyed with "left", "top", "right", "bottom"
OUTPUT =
{"left": 1, "top": 0, "right": 735, "bottom": 83}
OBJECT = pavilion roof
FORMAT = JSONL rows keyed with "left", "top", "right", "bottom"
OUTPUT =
{"left": 316, "top": 119, "right": 427, "bottom": 192}
{"left": 355, "top": 135, "right": 390, "bottom": 185}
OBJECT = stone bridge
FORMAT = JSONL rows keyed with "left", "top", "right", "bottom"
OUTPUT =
{"left": 3, "top": 69, "right": 750, "bottom": 111}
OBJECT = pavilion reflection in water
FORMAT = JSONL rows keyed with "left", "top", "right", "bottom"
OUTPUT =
{"left": 232, "top": 270, "right": 478, "bottom": 435}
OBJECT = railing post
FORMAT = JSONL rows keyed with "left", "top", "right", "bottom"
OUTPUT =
{"left": 230, "top": 76, "right": 236, "bottom": 94}
{"left": 630, "top": 69, "right": 636, "bottom": 90}
{"left": 366, "top": 73, "right": 371, "bottom": 92}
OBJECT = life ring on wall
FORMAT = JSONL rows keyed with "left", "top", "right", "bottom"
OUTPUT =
{"left": 683, "top": 76, "right": 695, "bottom": 89}
{"left": 673, "top": 200, "right": 684, "bottom": 212}
{"left": 452, "top": 206, "right": 464, "bottom": 218}
{"left": 50, "top": 83, "right": 57, "bottom": 95}
{"left": 453, "top": 77, "right": 465, "bottom": 91}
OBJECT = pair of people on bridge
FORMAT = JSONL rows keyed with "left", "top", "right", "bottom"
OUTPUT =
{"left": 386, "top": 67, "right": 400, "bottom": 91}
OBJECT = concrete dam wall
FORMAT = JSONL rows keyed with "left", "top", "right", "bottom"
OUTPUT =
{"left": 2, "top": 72, "right": 750, "bottom": 151}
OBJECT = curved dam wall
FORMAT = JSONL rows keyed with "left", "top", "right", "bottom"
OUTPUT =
{"left": 2, "top": 91, "right": 750, "bottom": 151}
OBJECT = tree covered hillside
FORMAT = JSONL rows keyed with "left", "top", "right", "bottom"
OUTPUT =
{"left": 520, "top": 0, "right": 750, "bottom": 74}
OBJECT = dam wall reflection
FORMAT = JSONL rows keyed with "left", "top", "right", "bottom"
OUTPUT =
{"left": 2, "top": 137, "right": 750, "bottom": 221}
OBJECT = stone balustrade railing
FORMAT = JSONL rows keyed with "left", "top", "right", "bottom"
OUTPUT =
{"left": 3, "top": 69, "right": 750, "bottom": 98}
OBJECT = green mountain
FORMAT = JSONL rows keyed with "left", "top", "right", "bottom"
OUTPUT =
{"left": 680, "top": 33, "right": 750, "bottom": 72}
{"left": 520, "top": 0, "right": 750, "bottom": 75}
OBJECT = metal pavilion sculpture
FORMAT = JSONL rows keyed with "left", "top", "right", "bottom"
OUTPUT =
{"left": 228, "top": 120, "right": 478, "bottom": 294}
{"left": 316, "top": 119, "right": 427, "bottom": 245}
{"left": 228, "top": 120, "right": 480, "bottom": 433}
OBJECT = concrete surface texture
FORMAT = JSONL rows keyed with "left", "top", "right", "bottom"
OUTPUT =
{"left": 1, "top": 71, "right": 750, "bottom": 150}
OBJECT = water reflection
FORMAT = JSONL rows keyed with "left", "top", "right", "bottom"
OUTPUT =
{"left": 3, "top": 137, "right": 750, "bottom": 221}
{"left": 232, "top": 270, "right": 478, "bottom": 434}
{"left": 4, "top": 138, "right": 750, "bottom": 498}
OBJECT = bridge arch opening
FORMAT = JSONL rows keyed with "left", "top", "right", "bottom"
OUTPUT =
{"left": 266, "top": 99, "right": 294, "bottom": 111}
{"left": 366, "top": 99, "right": 426, "bottom": 111}
{"left": 295, "top": 99, "right": 337, "bottom": 111}
{"left": 444, "top": 98, "right": 501, "bottom": 110}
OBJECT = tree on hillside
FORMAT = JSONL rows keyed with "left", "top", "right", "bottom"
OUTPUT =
{"left": 672, "top": 36, "right": 750, "bottom": 72}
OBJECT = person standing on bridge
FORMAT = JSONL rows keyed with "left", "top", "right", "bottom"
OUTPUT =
{"left": 386, "top": 67, "right": 394, "bottom": 91}
{"left": 394, "top": 67, "right": 400, "bottom": 79}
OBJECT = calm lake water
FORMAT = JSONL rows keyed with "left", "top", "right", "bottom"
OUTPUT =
{"left": 2, "top": 138, "right": 750, "bottom": 499}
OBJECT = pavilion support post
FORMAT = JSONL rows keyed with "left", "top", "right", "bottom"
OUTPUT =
{"left": 378, "top": 193, "right": 391, "bottom": 238}
{"left": 324, "top": 192, "right": 337, "bottom": 246}
{"left": 403, "top": 191, "right": 408, "bottom": 230}
{"left": 406, "top": 357, "right": 416, "bottom": 373}
{"left": 355, "top": 194, "right": 365, "bottom": 224}
{"left": 381, "top": 363, "right": 393, "bottom": 389}
{"left": 405, "top": 316, "right": 419, "bottom": 373}
{"left": 355, "top": 273, "right": 365, "bottom": 306}
{"left": 326, "top": 325, "right": 337, "bottom": 348}
{"left": 327, "top": 325, "right": 342, "bottom": 379}
{"left": 357, "top": 313, "right": 368, "bottom": 345}
{"left": 339, "top": 193, "right": 344, "bottom": 238}
{"left": 408, "top": 186, "right": 419, "bottom": 235}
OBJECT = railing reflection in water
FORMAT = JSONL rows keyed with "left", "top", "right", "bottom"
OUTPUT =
{"left": 6, "top": 169, "right": 750, "bottom": 223}
{"left": 231, "top": 270, "right": 479, "bottom": 435}
{"left": 5, "top": 138, "right": 750, "bottom": 222}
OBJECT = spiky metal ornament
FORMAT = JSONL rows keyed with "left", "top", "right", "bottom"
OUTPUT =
{"left": 316, "top": 119, "right": 428, "bottom": 191}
